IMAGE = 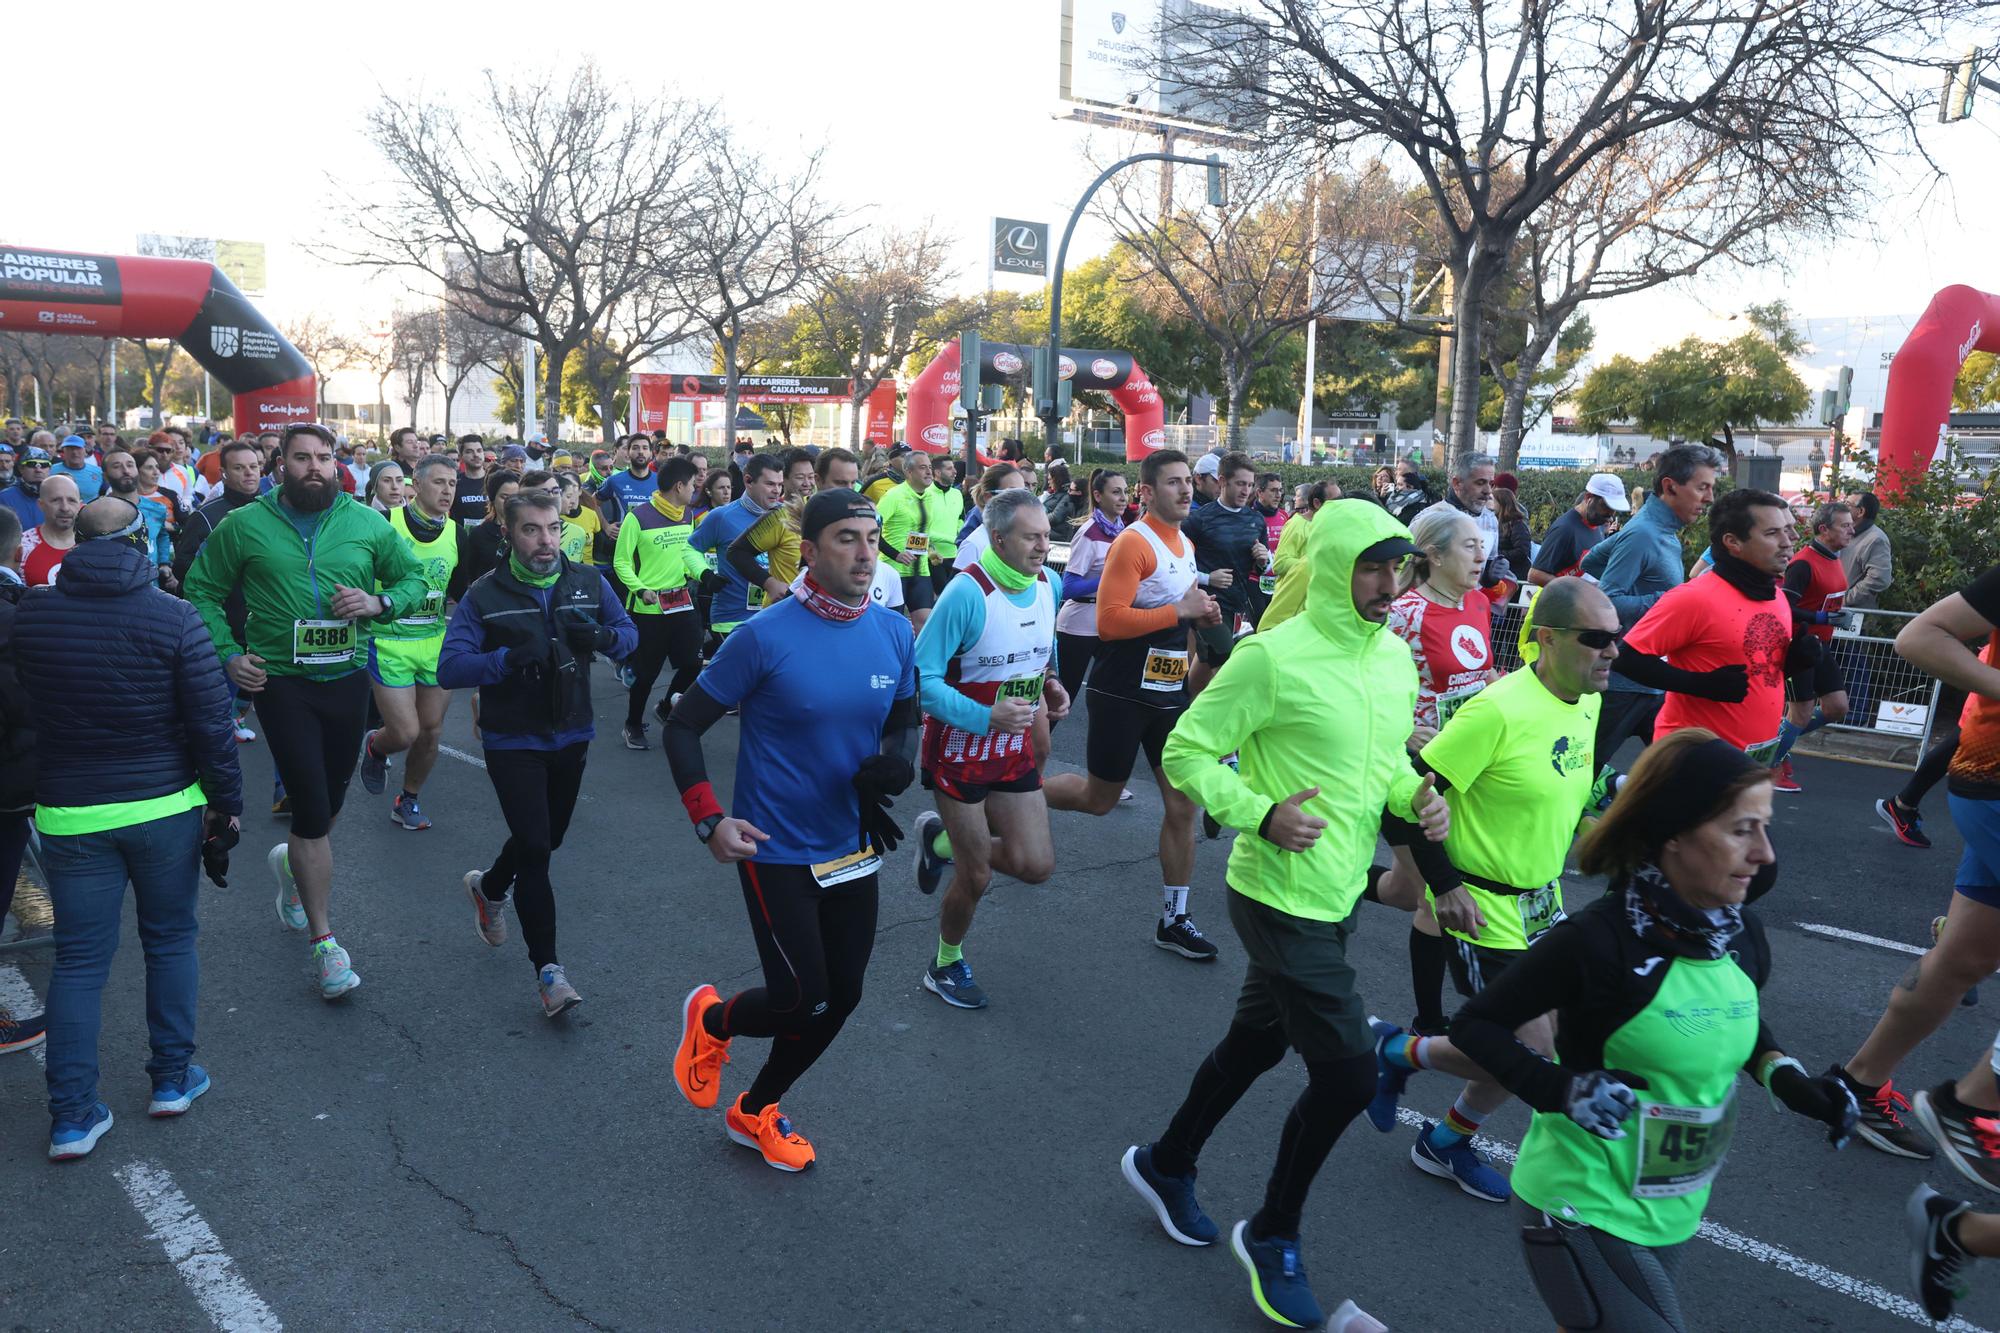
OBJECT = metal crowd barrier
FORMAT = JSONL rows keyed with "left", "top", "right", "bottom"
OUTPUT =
{"left": 0, "top": 824, "right": 50, "bottom": 956}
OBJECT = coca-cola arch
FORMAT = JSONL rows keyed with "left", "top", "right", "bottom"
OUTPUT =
{"left": 904, "top": 339, "right": 1166, "bottom": 463}
{"left": 0, "top": 245, "right": 314, "bottom": 432}
{"left": 1878, "top": 284, "right": 2000, "bottom": 499}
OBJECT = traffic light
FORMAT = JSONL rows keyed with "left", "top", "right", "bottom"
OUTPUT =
{"left": 1206, "top": 154, "right": 1227, "bottom": 207}
{"left": 1818, "top": 390, "right": 1838, "bottom": 427}
{"left": 981, "top": 384, "right": 1004, "bottom": 413}
{"left": 1942, "top": 48, "right": 1982, "bottom": 124}
{"left": 959, "top": 332, "right": 982, "bottom": 413}
{"left": 1835, "top": 365, "right": 1854, "bottom": 415}
{"left": 1033, "top": 345, "right": 1054, "bottom": 422}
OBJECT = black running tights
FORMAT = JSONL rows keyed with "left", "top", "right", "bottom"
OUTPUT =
{"left": 1152, "top": 1020, "right": 1376, "bottom": 1240}
{"left": 1900, "top": 685, "right": 1967, "bottom": 811}
{"left": 481, "top": 743, "right": 588, "bottom": 972}
{"left": 626, "top": 611, "right": 704, "bottom": 729}
{"left": 706, "top": 863, "right": 878, "bottom": 1115}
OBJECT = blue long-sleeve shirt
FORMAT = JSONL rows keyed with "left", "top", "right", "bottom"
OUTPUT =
{"left": 688, "top": 498, "right": 766, "bottom": 628}
{"left": 913, "top": 568, "right": 1061, "bottom": 735}
{"left": 1582, "top": 494, "right": 1690, "bottom": 694}
{"left": 437, "top": 571, "right": 637, "bottom": 749}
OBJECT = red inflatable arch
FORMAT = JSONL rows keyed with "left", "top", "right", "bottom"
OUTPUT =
{"left": 1878, "top": 284, "right": 2000, "bottom": 500}
{"left": 905, "top": 339, "right": 1166, "bottom": 463}
{"left": 0, "top": 244, "right": 315, "bottom": 433}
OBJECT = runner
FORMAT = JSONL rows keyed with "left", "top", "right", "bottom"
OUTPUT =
{"left": 555, "top": 472, "right": 600, "bottom": 565}
{"left": 810, "top": 448, "right": 904, "bottom": 613}
{"left": 1256, "top": 482, "right": 1330, "bottom": 633}
{"left": 1877, "top": 681, "right": 1966, "bottom": 850}
{"left": 925, "top": 457, "right": 966, "bottom": 592}
{"left": 183, "top": 423, "right": 428, "bottom": 1002}
{"left": 173, "top": 439, "right": 268, "bottom": 744}
{"left": 1179, "top": 450, "right": 1269, "bottom": 696}
{"left": 1909, "top": 1183, "right": 2000, "bottom": 1322}
{"left": 357, "top": 455, "right": 465, "bottom": 831}
{"left": 688, "top": 452, "right": 782, "bottom": 644}
{"left": 1045, "top": 449, "right": 1223, "bottom": 960}
{"left": 1766, "top": 501, "right": 1857, "bottom": 792}
{"left": 21, "top": 475, "right": 80, "bottom": 588}
{"left": 1450, "top": 729, "right": 1857, "bottom": 1333}
{"left": 438, "top": 487, "right": 636, "bottom": 1016}
{"left": 1833, "top": 562, "right": 2000, "bottom": 1159}
{"left": 909, "top": 489, "right": 1067, "bottom": 1009}
{"left": 612, "top": 455, "right": 709, "bottom": 751}
{"left": 1369, "top": 577, "right": 1620, "bottom": 1204}
{"left": 877, "top": 450, "right": 942, "bottom": 629}
{"left": 595, "top": 435, "right": 655, "bottom": 530}
{"left": 726, "top": 447, "right": 816, "bottom": 618}
{"left": 455, "top": 470, "right": 519, "bottom": 593}
{"left": 948, "top": 463, "right": 1028, "bottom": 575}
{"left": 1528, "top": 475, "right": 1626, "bottom": 586}
{"left": 1118, "top": 501, "right": 1450, "bottom": 1329}
{"left": 667, "top": 488, "right": 918, "bottom": 1171}
{"left": 1, "top": 445, "right": 50, "bottom": 529}
{"left": 1052, "top": 468, "right": 1129, "bottom": 715}
{"left": 1250, "top": 472, "right": 1287, "bottom": 625}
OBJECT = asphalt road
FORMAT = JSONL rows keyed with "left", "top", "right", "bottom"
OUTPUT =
{"left": 2, "top": 677, "right": 1996, "bottom": 1333}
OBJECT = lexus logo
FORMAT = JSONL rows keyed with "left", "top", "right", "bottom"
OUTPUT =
{"left": 1004, "top": 226, "right": 1040, "bottom": 258}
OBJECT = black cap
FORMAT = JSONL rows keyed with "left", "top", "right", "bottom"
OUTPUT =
{"left": 1358, "top": 535, "right": 1420, "bottom": 563}
{"left": 801, "top": 489, "right": 879, "bottom": 543}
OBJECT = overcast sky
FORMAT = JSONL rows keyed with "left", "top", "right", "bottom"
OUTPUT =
{"left": 18, "top": 0, "right": 2000, "bottom": 375}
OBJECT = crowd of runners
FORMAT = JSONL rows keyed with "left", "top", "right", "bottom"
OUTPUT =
{"left": 7, "top": 414, "right": 2000, "bottom": 1328}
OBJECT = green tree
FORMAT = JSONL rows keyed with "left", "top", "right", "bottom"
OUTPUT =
{"left": 1954, "top": 351, "right": 2000, "bottom": 411}
{"left": 1573, "top": 311, "right": 1808, "bottom": 457}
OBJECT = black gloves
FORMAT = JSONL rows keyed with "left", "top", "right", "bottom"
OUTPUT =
{"left": 853, "top": 755, "right": 914, "bottom": 855}
{"left": 503, "top": 643, "right": 544, "bottom": 677}
{"left": 1772, "top": 1061, "right": 1860, "bottom": 1149}
{"left": 556, "top": 606, "right": 614, "bottom": 655}
{"left": 1785, "top": 628, "right": 1822, "bottom": 675}
{"left": 1689, "top": 663, "right": 1749, "bottom": 703}
{"left": 201, "top": 818, "right": 238, "bottom": 889}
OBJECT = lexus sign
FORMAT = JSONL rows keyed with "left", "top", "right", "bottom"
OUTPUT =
{"left": 992, "top": 218, "right": 1049, "bottom": 277}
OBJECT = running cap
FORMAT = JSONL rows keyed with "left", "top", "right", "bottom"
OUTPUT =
{"left": 801, "top": 489, "right": 879, "bottom": 542}
{"left": 19, "top": 448, "right": 50, "bottom": 463}
{"left": 59, "top": 435, "right": 88, "bottom": 452}
{"left": 1584, "top": 474, "right": 1631, "bottom": 511}
{"left": 1192, "top": 452, "right": 1222, "bottom": 477}
{"left": 1357, "top": 535, "right": 1420, "bottom": 563}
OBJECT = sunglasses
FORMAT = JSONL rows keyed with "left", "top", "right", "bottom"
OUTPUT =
{"left": 1545, "top": 625, "right": 1622, "bottom": 650}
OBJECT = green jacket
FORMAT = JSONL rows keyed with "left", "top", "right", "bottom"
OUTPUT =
{"left": 878, "top": 480, "right": 940, "bottom": 576}
{"left": 611, "top": 496, "right": 708, "bottom": 615}
{"left": 927, "top": 485, "right": 966, "bottom": 561}
{"left": 184, "top": 490, "right": 427, "bottom": 679}
{"left": 1163, "top": 500, "right": 1424, "bottom": 923}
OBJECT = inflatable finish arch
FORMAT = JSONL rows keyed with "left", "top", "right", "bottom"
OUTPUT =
{"left": 905, "top": 339, "right": 1166, "bottom": 462}
{"left": 0, "top": 245, "right": 314, "bottom": 433}
{"left": 1878, "top": 284, "right": 2000, "bottom": 500}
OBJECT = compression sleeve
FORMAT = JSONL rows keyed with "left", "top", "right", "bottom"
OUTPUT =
{"left": 665, "top": 685, "right": 729, "bottom": 822}
{"left": 1610, "top": 642, "right": 1728, "bottom": 694}
{"left": 913, "top": 576, "right": 993, "bottom": 734}
{"left": 880, "top": 691, "right": 918, "bottom": 764}
{"left": 1095, "top": 528, "right": 1180, "bottom": 642}
{"left": 1449, "top": 917, "right": 1599, "bottom": 1113}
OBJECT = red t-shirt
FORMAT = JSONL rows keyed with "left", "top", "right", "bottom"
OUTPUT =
{"left": 22, "top": 528, "right": 73, "bottom": 587}
{"left": 1623, "top": 569, "right": 1792, "bottom": 755}
{"left": 1386, "top": 588, "right": 1499, "bottom": 732}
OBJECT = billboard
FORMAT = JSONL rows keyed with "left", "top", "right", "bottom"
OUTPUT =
{"left": 992, "top": 219, "right": 1049, "bottom": 277}
{"left": 137, "top": 234, "right": 267, "bottom": 296}
{"left": 1059, "top": 0, "right": 1267, "bottom": 132}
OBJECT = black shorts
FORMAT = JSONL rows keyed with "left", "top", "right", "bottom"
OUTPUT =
{"left": 1193, "top": 619, "right": 1236, "bottom": 667}
{"left": 1227, "top": 888, "right": 1372, "bottom": 1062}
{"left": 902, "top": 572, "right": 937, "bottom": 612}
{"left": 256, "top": 670, "right": 371, "bottom": 840}
{"left": 1786, "top": 648, "right": 1844, "bottom": 703}
{"left": 922, "top": 765, "right": 1042, "bottom": 805}
{"left": 1084, "top": 688, "right": 1183, "bottom": 784}
{"left": 1448, "top": 935, "right": 1520, "bottom": 999}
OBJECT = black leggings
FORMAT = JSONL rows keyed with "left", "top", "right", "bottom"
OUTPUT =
{"left": 705, "top": 863, "right": 878, "bottom": 1115}
{"left": 481, "top": 743, "right": 587, "bottom": 971}
{"left": 626, "top": 612, "right": 704, "bottom": 728}
{"left": 1054, "top": 631, "right": 1100, "bottom": 729}
{"left": 257, "top": 672, "right": 371, "bottom": 839}
{"left": 1901, "top": 684, "right": 1968, "bottom": 811}
{"left": 1151, "top": 1020, "right": 1376, "bottom": 1239}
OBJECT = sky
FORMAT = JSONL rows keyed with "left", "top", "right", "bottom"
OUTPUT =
{"left": 18, "top": 0, "right": 2000, "bottom": 387}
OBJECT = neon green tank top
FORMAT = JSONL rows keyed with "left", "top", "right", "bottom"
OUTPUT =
{"left": 378, "top": 505, "right": 458, "bottom": 641}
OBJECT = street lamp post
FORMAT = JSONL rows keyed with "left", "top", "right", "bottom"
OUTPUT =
{"left": 1038, "top": 151, "right": 1223, "bottom": 452}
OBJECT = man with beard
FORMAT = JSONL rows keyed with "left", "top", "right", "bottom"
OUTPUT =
{"left": 1, "top": 446, "right": 50, "bottom": 528}
{"left": 1615, "top": 489, "right": 1801, "bottom": 762}
{"left": 22, "top": 475, "right": 82, "bottom": 588}
{"left": 185, "top": 424, "right": 427, "bottom": 1003}
{"left": 595, "top": 435, "right": 656, "bottom": 534}
{"left": 1529, "top": 475, "right": 1628, "bottom": 586}
{"left": 451, "top": 442, "right": 492, "bottom": 529}
{"left": 99, "top": 449, "right": 171, "bottom": 588}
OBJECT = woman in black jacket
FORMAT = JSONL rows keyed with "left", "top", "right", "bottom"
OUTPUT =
{"left": 1494, "top": 485, "right": 1532, "bottom": 579}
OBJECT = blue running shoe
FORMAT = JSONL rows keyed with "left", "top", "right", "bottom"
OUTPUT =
{"left": 618, "top": 663, "right": 637, "bottom": 690}
{"left": 48, "top": 1103, "right": 114, "bottom": 1161}
{"left": 914, "top": 810, "right": 949, "bottom": 895}
{"left": 1411, "top": 1121, "right": 1511, "bottom": 1202}
{"left": 1230, "top": 1220, "right": 1324, "bottom": 1329}
{"left": 149, "top": 1065, "right": 211, "bottom": 1117}
{"left": 1121, "top": 1144, "right": 1217, "bottom": 1246}
{"left": 1367, "top": 1018, "right": 1413, "bottom": 1132}
{"left": 923, "top": 959, "right": 987, "bottom": 1009}
{"left": 358, "top": 729, "right": 389, "bottom": 796}
{"left": 390, "top": 793, "right": 431, "bottom": 831}
{"left": 271, "top": 777, "right": 290, "bottom": 817}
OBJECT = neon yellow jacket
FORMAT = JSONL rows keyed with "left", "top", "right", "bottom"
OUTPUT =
{"left": 1258, "top": 510, "right": 1315, "bottom": 630}
{"left": 1163, "top": 500, "right": 1424, "bottom": 922}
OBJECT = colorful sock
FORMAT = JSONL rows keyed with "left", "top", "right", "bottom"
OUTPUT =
{"left": 309, "top": 933, "right": 335, "bottom": 949}
{"left": 931, "top": 827, "right": 953, "bottom": 860}
{"left": 1770, "top": 716, "right": 1803, "bottom": 767}
{"left": 1799, "top": 707, "right": 1830, "bottom": 738}
{"left": 1427, "top": 1095, "right": 1486, "bottom": 1150}
{"left": 936, "top": 937, "right": 964, "bottom": 969}
{"left": 1162, "top": 885, "right": 1189, "bottom": 925}
{"left": 1382, "top": 1033, "right": 1433, "bottom": 1072}
{"left": 365, "top": 731, "right": 381, "bottom": 759}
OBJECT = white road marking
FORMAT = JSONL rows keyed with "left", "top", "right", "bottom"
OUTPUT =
{"left": 0, "top": 959, "right": 45, "bottom": 1066}
{"left": 437, "top": 744, "right": 487, "bottom": 770}
{"left": 1392, "top": 1107, "right": 1988, "bottom": 1331}
{"left": 1797, "top": 921, "right": 1927, "bottom": 957}
{"left": 114, "top": 1160, "right": 283, "bottom": 1332}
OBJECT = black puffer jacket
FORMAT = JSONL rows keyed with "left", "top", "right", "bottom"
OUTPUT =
{"left": 14, "top": 539, "right": 242, "bottom": 814}
{"left": 0, "top": 577, "right": 35, "bottom": 813}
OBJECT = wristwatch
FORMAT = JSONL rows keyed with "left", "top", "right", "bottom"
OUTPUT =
{"left": 694, "top": 814, "right": 722, "bottom": 844}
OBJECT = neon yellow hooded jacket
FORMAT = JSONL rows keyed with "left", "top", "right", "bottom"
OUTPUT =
{"left": 1162, "top": 499, "right": 1424, "bottom": 922}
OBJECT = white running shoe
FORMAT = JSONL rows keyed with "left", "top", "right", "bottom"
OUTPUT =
{"left": 314, "top": 938, "right": 361, "bottom": 1001}
{"left": 270, "top": 844, "right": 306, "bottom": 931}
{"left": 233, "top": 723, "right": 256, "bottom": 743}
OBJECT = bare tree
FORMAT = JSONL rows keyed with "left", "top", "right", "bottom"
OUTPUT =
{"left": 389, "top": 307, "right": 442, "bottom": 429}
{"left": 340, "top": 325, "right": 398, "bottom": 439}
{"left": 126, "top": 338, "right": 180, "bottom": 428}
{"left": 280, "top": 313, "right": 345, "bottom": 416}
{"left": 803, "top": 224, "right": 957, "bottom": 450}
{"left": 1166, "top": 0, "right": 1983, "bottom": 468}
{"left": 333, "top": 63, "right": 707, "bottom": 442}
{"left": 433, "top": 301, "right": 505, "bottom": 438}
{"left": 672, "top": 124, "right": 847, "bottom": 451}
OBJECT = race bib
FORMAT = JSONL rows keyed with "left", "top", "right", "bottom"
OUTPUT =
{"left": 1742, "top": 734, "right": 1781, "bottom": 768}
{"left": 745, "top": 582, "right": 767, "bottom": 610}
{"left": 1258, "top": 570, "right": 1277, "bottom": 596}
{"left": 905, "top": 532, "right": 932, "bottom": 557}
{"left": 659, "top": 584, "right": 693, "bottom": 614}
{"left": 1141, "top": 647, "right": 1189, "bottom": 693}
{"left": 810, "top": 846, "right": 882, "bottom": 889}
{"left": 292, "top": 618, "right": 356, "bottom": 666}
{"left": 999, "top": 672, "right": 1045, "bottom": 705}
{"left": 1633, "top": 1093, "right": 1737, "bottom": 1199}
{"left": 1436, "top": 683, "right": 1484, "bottom": 728}
{"left": 394, "top": 588, "right": 446, "bottom": 629}
{"left": 1517, "top": 880, "right": 1566, "bottom": 945}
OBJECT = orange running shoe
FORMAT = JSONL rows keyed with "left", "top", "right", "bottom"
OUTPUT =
{"left": 674, "top": 984, "right": 731, "bottom": 1109}
{"left": 725, "top": 1094, "right": 816, "bottom": 1172}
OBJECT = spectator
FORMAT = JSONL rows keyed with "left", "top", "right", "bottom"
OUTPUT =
{"left": 19, "top": 496, "right": 244, "bottom": 1160}
{"left": 1839, "top": 490, "right": 1892, "bottom": 613}
{"left": 51, "top": 437, "right": 103, "bottom": 502}
{"left": 0, "top": 505, "right": 43, "bottom": 1053}
{"left": 1191, "top": 451, "right": 1223, "bottom": 507}
{"left": 1493, "top": 485, "right": 1532, "bottom": 581}
{"left": 1371, "top": 465, "right": 1398, "bottom": 504}
{"left": 1530, "top": 473, "right": 1627, "bottom": 586}
{"left": 22, "top": 475, "right": 82, "bottom": 587}
{"left": 1384, "top": 466, "right": 1437, "bottom": 525}
{"left": 2, "top": 446, "right": 49, "bottom": 528}
{"left": 1044, "top": 463, "right": 1087, "bottom": 542}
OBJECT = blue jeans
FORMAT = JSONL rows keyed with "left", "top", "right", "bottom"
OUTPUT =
{"left": 42, "top": 808, "right": 203, "bottom": 1121}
